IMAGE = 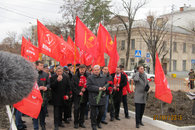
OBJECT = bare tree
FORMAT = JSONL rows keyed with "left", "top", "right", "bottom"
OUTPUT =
{"left": 138, "top": 15, "right": 169, "bottom": 73}
{"left": 60, "top": 0, "right": 84, "bottom": 40}
{"left": 115, "top": 0, "right": 146, "bottom": 69}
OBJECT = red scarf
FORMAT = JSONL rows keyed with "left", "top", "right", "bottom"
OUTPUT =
{"left": 79, "top": 75, "right": 87, "bottom": 88}
{"left": 114, "top": 73, "right": 121, "bottom": 91}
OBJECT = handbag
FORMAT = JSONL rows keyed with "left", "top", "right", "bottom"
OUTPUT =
{"left": 145, "top": 84, "right": 150, "bottom": 92}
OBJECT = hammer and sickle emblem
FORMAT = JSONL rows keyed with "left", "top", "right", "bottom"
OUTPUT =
{"left": 106, "top": 36, "right": 114, "bottom": 51}
{"left": 84, "top": 31, "right": 96, "bottom": 48}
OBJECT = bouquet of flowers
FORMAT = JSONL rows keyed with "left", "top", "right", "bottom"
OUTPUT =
{"left": 79, "top": 76, "right": 87, "bottom": 104}
{"left": 96, "top": 81, "right": 113, "bottom": 104}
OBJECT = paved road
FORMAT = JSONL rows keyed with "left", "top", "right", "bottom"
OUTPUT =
{"left": 21, "top": 105, "right": 162, "bottom": 130}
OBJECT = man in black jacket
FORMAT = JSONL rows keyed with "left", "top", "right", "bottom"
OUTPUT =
{"left": 111, "top": 66, "right": 127, "bottom": 120}
{"left": 87, "top": 65, "right": 108, "bottom": 130}
{"left": 33, "top": 61, "right": 50, "bottom": 130}
{"left": 72, "top": 64, "right": 88, "bottom": 129}
{"left": 50, "top": 66, "right": 70, "bottom": 130}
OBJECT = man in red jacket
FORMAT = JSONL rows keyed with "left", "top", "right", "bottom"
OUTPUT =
{"left": 120, "top": 65, "right": 132, "bottom": 119}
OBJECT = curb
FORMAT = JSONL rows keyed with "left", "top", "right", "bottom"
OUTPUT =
{"left": 120, "top": 108, "right": 195, "bottom": 130}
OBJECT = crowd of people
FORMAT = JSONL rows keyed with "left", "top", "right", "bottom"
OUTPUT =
{"left": 15, "top": 61, "right": 149, "bottom": 130}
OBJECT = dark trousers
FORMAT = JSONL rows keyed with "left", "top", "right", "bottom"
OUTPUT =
{"left": 90, "top": 105, "right": 105, "bottom": 127}
{"left": 15, "top": 109, "right": 23, "bottom": 129}
{"left": 67, "top": 100, "right": 73, "bottom": 118}
{"left": 122, "top": 95, "right": 129, "bottom": 117}
{"left": 135, "top": 103, "right": 145, "bottom": 125}
{"left": 63, "top": 101, "right": 70, "bottom": 121}
{"left": 54, "top": 105, "right": 63, "bottom": 126}
{"left": 33, "top": 104, "right": 47, "bottom": 129}
{"left": 190, "top": 80, "right": 194, "bottom": 89}
{"left": 113, "top": 92, "right": 122, "bottom": 118}
{"left": 74, "top": 102, "right": 87, "bottom": 125}
{"left": 108, "top": 95, "right": 115, "bottom": 118}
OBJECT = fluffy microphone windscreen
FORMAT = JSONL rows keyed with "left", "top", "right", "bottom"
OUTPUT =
{"left": 0, "top": 51, "right": 38, "bottom": 105}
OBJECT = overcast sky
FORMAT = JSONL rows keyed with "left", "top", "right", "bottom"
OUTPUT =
{"left": 0, "top": 0, "right": 195, "bottom": 42}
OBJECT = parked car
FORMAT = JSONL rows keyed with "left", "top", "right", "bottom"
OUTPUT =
{"left": 124, "top": 71, "right": 135, "bottom": 81}
{"left": 124, "top": 71, "right": 155, "bottom": 82}
{"left": 145, "top": 72, "right": 155, "bottom": 81}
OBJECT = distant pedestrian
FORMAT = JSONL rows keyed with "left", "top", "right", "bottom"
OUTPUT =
{"left": 188, "top": 69, "right": 195, "bottom": 89}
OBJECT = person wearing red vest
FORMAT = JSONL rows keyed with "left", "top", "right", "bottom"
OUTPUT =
{"left": 120, "top": 65, "right": 132, "bottom": 119}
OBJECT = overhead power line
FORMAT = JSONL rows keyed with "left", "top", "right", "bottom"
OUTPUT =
{"left": 0, "top": 6, "right": 37, "bottom": 19}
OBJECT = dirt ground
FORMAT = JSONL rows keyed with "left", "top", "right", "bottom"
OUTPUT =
{"left": 127, "top": 91, "right": 195, "bottom": 126}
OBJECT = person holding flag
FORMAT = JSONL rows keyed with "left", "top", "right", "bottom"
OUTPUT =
{"left": 33, "top": 61, "right": 50, "bottom": 130}
{"left": 132, "top": 65, "right": 149, "bottom": 128}
{"left": 71, "top": 64, "right": 89, "bottom": 129}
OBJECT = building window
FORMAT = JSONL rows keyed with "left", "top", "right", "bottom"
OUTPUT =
{"left": 120, "top": 58, "right": 125, "bottom": 66}
{"left": 192, "top": 44, "right": 195, "bottom": 53}
{"left": 130, "top": 58, "right": 135, "bottom": 66}
{"left": 131, "top": 39, "right": 135, "bottom": 50}
{"left": 173, "top": 60, "right": 177, "bottom": 71}
{"left": 183, "top": 43, "right": 186, "bottom": 53}
{"left": 121, "top": 40, "right": 125, "bottom": 50}
{"left": 182, "top": 60, "right": 186, "bottom": 71}
{"left": 173, "top": 42, "right": 177, "bottom": 52}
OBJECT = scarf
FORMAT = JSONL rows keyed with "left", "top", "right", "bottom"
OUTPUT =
{"left": 139, "top": 73, "right": 145, "bottom": 82}
{"left": 114, "top": 73, "right": 121, "bottom": 91}
{"left": 79, "top": 75, "right": 87, "bottom": 88}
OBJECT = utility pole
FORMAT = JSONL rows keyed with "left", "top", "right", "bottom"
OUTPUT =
{"left": 169, "top": 5, "right": 174, "bottom": 72}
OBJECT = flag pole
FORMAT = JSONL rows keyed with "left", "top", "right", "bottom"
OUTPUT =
{"left": 74, "top": 43, "right": 76, "bottom": 74}
{"left": 54, "top": 60, "right": 56, "bottom": 69}
{"left": 39, "top": 53, "right": 42, "bottom": 61}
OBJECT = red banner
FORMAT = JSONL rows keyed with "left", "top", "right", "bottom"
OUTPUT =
{"left": 155, "top": 53, "right": 172, "bottom": 104}
{"left": 75, "top": 16, "right": 98, "bottom": 58}
{"left": 21, "top": 37, "right": 39, "bottom": 62}
{"left": 108, "top": 36, "right": 119, "bottom": 74}
{"left": 37, "top": 20, "right": 61, "bottom": 61}
{"left": 13, "top": 82, "right": 43, "bottom": 119}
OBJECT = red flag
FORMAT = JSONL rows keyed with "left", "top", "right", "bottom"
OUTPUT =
{"left": 155, "top": 53, "right": 172, "bottom": 104}
{"left": 80, "top": 50, "right": 93, "bottom": 66}
{"left": 93, "top": 23, "right": 106, "bottom": 66}
{"left": 56, "top": 36, "right": 75, "bottom": 66}
{"left": 75, "top": 16, "right": 98, "bottom": 58}
{"left": 108, "top": 36, "right": 119, "bottom": 74}
{"left": 98, "top": 23, "right": 114, "bottom": 56}
{"left": 37, "top": 20, "right": 61, "bottom": 61}
{"left": 22, "top": 37, "right": 39, "bottom": 62}
{"left": 67, "top": 36, "right": 80, "bottom": 64}
{"left": 13, "top": 82, "right": 43, "bottom": 119}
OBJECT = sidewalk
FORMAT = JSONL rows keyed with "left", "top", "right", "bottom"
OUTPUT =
{"left": 21, "top": 105, "right": 162, "bottom": 130}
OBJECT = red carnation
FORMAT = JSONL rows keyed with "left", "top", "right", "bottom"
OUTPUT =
{"left": 64, "top": 96, "right": 68, "bottom": 100}
{"left": 40, "top": 78, "right": 46, "bottom": 81}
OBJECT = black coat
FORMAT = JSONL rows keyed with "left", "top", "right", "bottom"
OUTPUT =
{"left": 111, "top": 73, "right": 127, "bottom": 102}
{"left": 37, "top": 70, "right": 50, "bottom": 105}
{"left": 87, "top": 74, "right": 107, "bottom": 106}
{"left": 50, "top": 74, "right": 70, "bottom": 106}
{"left": 71, "top": 72, "right": 88, "bottom": 106}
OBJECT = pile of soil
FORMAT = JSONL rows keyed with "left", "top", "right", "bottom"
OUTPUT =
{"left": 0, "top": 106, "right": 9, "bottom": 129}
{"left": 127, "top": 91, "right": 195, "bottom": 126}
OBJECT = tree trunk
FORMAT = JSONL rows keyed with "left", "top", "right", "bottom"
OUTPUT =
{"left": 125, "top": 32, "right": 131, "bottom": 70}
{"left": 152, "top": 54, "right": 156, "bottom": 74}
